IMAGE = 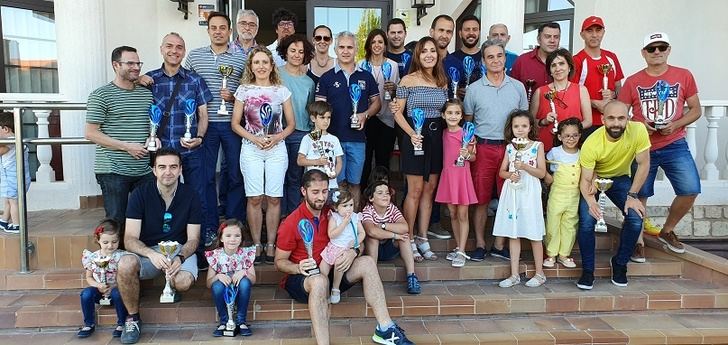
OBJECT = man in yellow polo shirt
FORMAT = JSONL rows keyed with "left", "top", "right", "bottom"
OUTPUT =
{"left": 577, "top": 101, "right": 650, "bottom": 290}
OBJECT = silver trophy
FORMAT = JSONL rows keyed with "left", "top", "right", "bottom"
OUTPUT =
{"left": 223, "top": 282, "right": 238, "bottom": 336}
{"left": 93, "top": 256, "right": 112, "bottom": 306}
{"left": 593, "top": 178, "right": 614, "bottom": 233}
{"left": 217, "top": 65, "right": 234, "bottom": 115}
{"left": 349, "top": 84, "right": 361, "bottom": 129}
{"left": 148, "top": 104, "right": 162, "bottom": 152}
{"left": 183, "top": 99, "right": 196, "bottom": 143}
{"left": 382, "top": 63, "right": 393, "bottom": 101}
{"left": 412, "top": 108, "right": 425, "bottom": 156}
{"left": 158, "top": 241, "right": 180, "bottom": 303}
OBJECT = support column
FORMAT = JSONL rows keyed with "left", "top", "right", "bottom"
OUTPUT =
{"left": 480, "top": 0, "right": 525, "bottom": 54}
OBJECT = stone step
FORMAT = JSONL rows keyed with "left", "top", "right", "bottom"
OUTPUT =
{"left": 0, "top": 252, "right": 682, "bottom": 291}
{"left": 3, "top": 276, "right": 724, "bottom": 328}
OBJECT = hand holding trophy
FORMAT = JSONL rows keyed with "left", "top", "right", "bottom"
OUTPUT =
{"left": 217, "top": 65, "right": 234, "bottom": 115}
{"left": 382, "top": 63, "right": 393, "bottom": 101}
{"left": 349, "top": 84, "right": 362, "bottom": 129}
{"left": 597, "top": 63, "right": 612, "bottom": 92}
{"left": 183, "top": 99, "right": 196, "bottom": 143}
{"left": 411, "top": 108, "right": 425, "bottom": 156}
{"left": 653, "top": 80, "right": 670, "bottom": 129}
{"left": 455, "top": 121, "right": 475, "bottom": 167}
{"left": 448, "top": 67, "right": 460, "bottom": 99}
{"left": 593, "top": 178, "right": 614, "bottom": 233}
{"left": 544, "top": 89, "right": 559, "bottom": 134}
{"left": 309, "top": 130, "right": 333, "bottom": 177}
{"left": 297, "top": 219, "right": 320, "bottom": 275}
{"left": 147, "top": 104, "right": 162, "bottom": 152}
{"left": 259, "top": 102, "right": 273, "bottom": 144}
{"left": 93, "top": 256, "right": 112, "bottom": 305}
{"left": 158, "top": 241, "right": 180, "bottom": 303}
{"left": 525, "top": 79, "right": 536, "bottom": 103}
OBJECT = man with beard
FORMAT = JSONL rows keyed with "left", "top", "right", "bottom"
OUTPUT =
{"left": 85, "top": 46, "right": 154, "bottom": 226}
{"left": 487, "top": 23, "right": 519, "bottom": 75}
{"left": 385, "top": 18, "right": 411, "bottom": 77}
{"left": 576, "top": 101, "right": 650, "bottom": 290}
{"left": 511, "top": 22, "right": 561, "bottom": 90}
{"left": 275, "top": 170, "right": 414, "bottom": 345}
{"left": 429, "top": 15, "right": 455, "bottom": 100}
{"left": 267, "top": 8, "right": 297, "bottom": 67}
{"left": 444, "top": 15, "right": 482, "bottom": 99}
{"left": 233, "top": 9, "right": 259, "bottom": 56}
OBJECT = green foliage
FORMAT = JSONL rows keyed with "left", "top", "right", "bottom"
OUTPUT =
{"left": 355, "top": 9, "right": 381, "bottom": 61}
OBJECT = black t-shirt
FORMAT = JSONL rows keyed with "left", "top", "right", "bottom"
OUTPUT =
{"left": 386, "top": 50, "right": 412, "bottom": 77}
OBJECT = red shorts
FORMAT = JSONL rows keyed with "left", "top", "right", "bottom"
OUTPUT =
{"left": 470, "top": 142, "right": 505, "bottom": 205}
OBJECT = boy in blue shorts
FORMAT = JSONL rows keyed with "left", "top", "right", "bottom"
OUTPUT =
{"left": 0, "top": 112, "right": 31, "bottom": 233}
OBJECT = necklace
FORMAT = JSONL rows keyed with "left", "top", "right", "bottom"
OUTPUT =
{"left": 314, "top": 56, "right": 330, "bottom": 68}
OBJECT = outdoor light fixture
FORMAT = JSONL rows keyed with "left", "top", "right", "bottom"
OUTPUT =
{"left": 411, "top": 0, "right": 435, "bottom": 26}
{"left": 171, "top": 0, "right": 194, "bottom": 20}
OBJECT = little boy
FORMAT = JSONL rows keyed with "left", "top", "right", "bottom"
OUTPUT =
{"left": 297, "top": 101, "right": 343, "bottom": 190}
{"left": 0, "top": 112, "right": 31, "bottom": 234}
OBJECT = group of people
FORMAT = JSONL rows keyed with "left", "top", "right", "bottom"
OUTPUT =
{"left": 76, "top": 7, "right": 702, "bottom": 345}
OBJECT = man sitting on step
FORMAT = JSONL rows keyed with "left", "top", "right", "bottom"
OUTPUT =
{"left": 275, "top": 169, "right": 414, "bottom": 345}
{"left": 116, "top": 148, "right": 202, "bottom": 344}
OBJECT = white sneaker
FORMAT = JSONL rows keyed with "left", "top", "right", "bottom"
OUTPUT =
{"left": 445, "top": 248, "right": 459, "bottom": 261}
{"left": 499, "top": 275, "right": 521, "bottom": 288}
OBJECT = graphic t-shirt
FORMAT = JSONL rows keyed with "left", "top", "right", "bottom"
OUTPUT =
{"left": 298, "top": 132, "right": 344, "bottom": 188}
{"left": 233, "top": 84, "right": 292, "bottom": 143}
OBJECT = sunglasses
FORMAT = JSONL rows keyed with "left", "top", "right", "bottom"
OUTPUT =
{"left": 162, "top": 212, "right": 172, "bottom": 233}
{"left": 314, "top": 35, "right": 332, "bottom": 42}
{"left": 644, "top": 45, "right": 669, "bottom": 53}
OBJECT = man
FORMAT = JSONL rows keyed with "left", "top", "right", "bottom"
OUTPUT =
{"left": 572, "top": 16, "right": 624, "bottom": 134}
{"left": 116, "top": 148, "right": 202, "bottom": 344}
{"left": 443, "top": 15, "right": 483, "bottom": 99}
{"left": 430, "top": 14, "right": 454, "bottom": 60}
{"left": 267, "top": 8, "right": 296, "bottom": 67}
{"left": 385, "top": 18, "right": 411, "bottom": 77}
{"left": 511, "top": 22, "right": 561, "bottom": 91}
{"left": 315, "top": 31, "right": 381, "bottom": 207}
{"left": 275, "top": 170, "right": 414, "bottom": 345}
{"left": 618, "top": 32, "right": 702, "bottom": 256}
{"left": 85, "top": 46, "right": 154, "bottom": 226}
{"left": 185, "top": 11, "right": 246, "bottom": 246}
{"left": 487, "top": 23, "right": 519, "bottom": 75}
{"left": 233, "top": 9, "right": 259, "bottom": 56}
{"left": 463, "top": 39, "right": 528, "bottom": 262}
{"left": 577, "top": 101, "right": 650, "bottom": 290}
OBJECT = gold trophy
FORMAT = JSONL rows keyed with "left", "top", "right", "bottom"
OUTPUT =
{"left": 598, "top": 63, "right": 612, "bottom": 92}
{"left": 217, "top": 65, "right": 234, "bottom": 115}
{"left": 544, "top": 89, "right": 559, "bottom": 134}
{"left": 93, "top": 256, "right": 112, "bottom": 306}
{"left": 593, "top": 178, "right": 614, "bottom": 233}
{"left": 158, "top": 241, "right": 180, "bottom": 303}
{"left": 510, "top": 137, "right": 530, "bottom": 189}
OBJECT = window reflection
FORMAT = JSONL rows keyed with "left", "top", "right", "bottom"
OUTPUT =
{"left": 2, "top": 6, "right": 58, "bottom": 93}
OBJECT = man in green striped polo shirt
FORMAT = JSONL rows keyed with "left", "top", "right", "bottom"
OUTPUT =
{"left": 85, "top": 46, "right": 155, "bottom": 225}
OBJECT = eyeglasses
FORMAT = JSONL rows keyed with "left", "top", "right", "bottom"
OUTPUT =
{"left": 314, "top": 35, "right": 332, "bottom": 42}
{"left": 561, "top": 133, "right": 581, "bottom": 140}
{"left": 644, "top": 45, "right": 669, "bottom": 53}
{"left": 278, "top": 21, "right": 295, "bottom": 28}
{"left": 162, "top": 212, "right": 172, "bottom": 233}
{"left": 237, "top": 21, "right": 257, "bottom": 29}
{"left": 117, "top": 61, "right": 143, "bottom": 67}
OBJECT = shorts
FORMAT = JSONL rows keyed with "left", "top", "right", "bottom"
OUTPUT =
{"left": 636, "top": 138, "right": 701, "bottom": 198}
{"left": 321, "top": 242, "right": 348, "bottom": 266}
{"left": 377, "top": 239, "right": 400, "bottom": 261}
{"left": 338, "top": 141, "right": 365, "bottom": 185}
{"left": 240, "top": 140, "right": 288, "bottom": 197}
{"left": 284, "top": 269, "right": 356, "bottom": 303}
{"left": 0, "top": 165, "right": 30, "bottom": 199}
{"left": 470, "top": 141, "right": 506, "bottom": 205}
{"left": 123, "top": 246, "right": 199, "bottom": 281}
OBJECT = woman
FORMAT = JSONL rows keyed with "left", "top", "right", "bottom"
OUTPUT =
{"left": 358, "top": 29, "right": 400, "bottom": 188}
{"left": 277, "top": 34, "right": 315, "bottom": 217}
{"left": 307, "top": 25, "right": 335, "bottom": 86}
{"left": 391, "top": 36, "right": 448, "bottom": 262}
{"left": 231, "top": 46, "right": 295, "bottom": 263}
{"left": 530, "top": 48, "right": 592, "bottom": 152}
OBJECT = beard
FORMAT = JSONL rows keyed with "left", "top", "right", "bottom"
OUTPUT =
{"left": 305, "top": 195, "right": 326, "bottom": 211}
{"left": 462, "top": 36, "right": 479, "bottom": 49}
{"left": 606, "top": 125, "right": 626, "bottom": 139}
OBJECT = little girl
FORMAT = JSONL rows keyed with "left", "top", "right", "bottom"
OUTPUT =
{"left": 78, "top": 219, "right": 128, "bottom": 338}
{"left": 321, "top": 188, "right": 365, "bottom": 303}
{"left": 434, "top": 99, "right": 478, "bottom": 268}
{"left": 205, "top": 219, "right": 256, "bottom": 337}
{"left": 543, "top": 118, "right": 582, "bottom": 268}
{"left": 493, "top": 110, "right": 547, "bottom": 288}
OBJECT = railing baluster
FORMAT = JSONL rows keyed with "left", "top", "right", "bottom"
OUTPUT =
{"left": 686, "top": 112, "right": 697, "bottom": 160}
{"left": 702, "top": 105, "right": 722, "bottom": 181}
{"left": 33, "top": 110, "right": 55, "bottom": 183}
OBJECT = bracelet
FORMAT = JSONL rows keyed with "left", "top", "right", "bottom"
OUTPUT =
{"left": 176, "top": 254, "right": 186, "bottom": 263}
{"left": 196, "top": 135, "right": 204, "bottom": 140}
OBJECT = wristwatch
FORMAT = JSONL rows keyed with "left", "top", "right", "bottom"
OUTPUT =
{"left": 627, "top": 192, "right": 639, "bottom": 199}
{"left": 380, "top": 222, "right": 387, "bottom": 230}
{"left": 176, "top": 254, "right": 186, "bottom": 263}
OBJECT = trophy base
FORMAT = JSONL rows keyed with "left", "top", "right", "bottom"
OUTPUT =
{"left": 414, "top": 150, "right": 424, "bottom": 156}
{"left": 652, "top": 121, "right": 668, "bottom": 130}
{"left": 454, "top": 158, "right": 465, "bottom": 167}
{"left": 384, "top": 94, "right": 392, "bottom": 101}
{"left": 147, "top": 145, "right": 157, "bottom": 152}
{"left": 217, "top": 110, "right": 229, "bottom": 115}
{"left": 159, "top": 293, "right": 176, "bottom": 304}
{"left": 99, "top": 297, "right": 111, "bottom": 306}
{"left": 594, "top": 224, "right": 608, "bottom": 233}
{"left": 183, "top": 136, "right": 192, "bottom": 143}
{"left": 350, "top": 123, "right": 360, "bottom": 129}
{"left": 305, "top": 267, "right": 321, "bottom": 276}
{"left": 223, "top": 329, "right": 237, "bottom": 337}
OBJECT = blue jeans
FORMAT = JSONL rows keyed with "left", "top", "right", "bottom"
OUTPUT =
{"left": 211, "top": 278, "right": 252, "bottom": 324}
{"left": 283, "top": 130, "right": 306, "bottom": 214}
{"left": 203, "top": 122, "right": 245, "bottom": 235}
{"left": 80, "top": 286, "right": 127, "bottom": 327}
{"left": 578, "top": 175, "right": 643, "bottom": 271}
{"left": 637, "top": 138, "right": 701, "bottom": 198}
{"left": 180, "top": 149, "right": 207, "bottom": 245}
{"left": 95, "top": 173, "right": 154, "bottom": 225}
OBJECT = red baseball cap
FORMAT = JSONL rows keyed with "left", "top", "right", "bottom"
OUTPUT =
{"left": 581, "top": 16, "right": 605, "bottom": 32}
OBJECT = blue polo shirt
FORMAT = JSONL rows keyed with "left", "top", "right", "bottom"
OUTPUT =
{"left": 126, "top": 180, "right": 202, "bottom": 247}
{"left": 386, "top": 50, "right": 412, "bottom": 77}
{"left": 315, "top": 64, "right": 378, "bottom": 143}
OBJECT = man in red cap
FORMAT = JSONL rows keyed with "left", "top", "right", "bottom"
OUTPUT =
{"left": 571, "top": 16, "right": 624, "bottom": 137}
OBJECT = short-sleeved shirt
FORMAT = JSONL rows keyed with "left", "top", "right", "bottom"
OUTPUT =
{"left": 279, "top": 67, "right": 315, "bottom": 131}
{"left": 276, "top": 203, "right": 331, "bottom": 286}
{"left": 86, "top": 83, "right": 153, "bottom": 176}
{"left": 360, "top": 203, "right": 404, "bottom": 224}
{"left": 463, "top": 75, "right": 529, "bottom": 140}
{"left": 145, "top": 66, "right": 213, "bottom": 152}
{"left": 572, "top": 49, "right": 624, "bottom": 125}
{"left": 315, "top": 64, "right": 379, "bottom": 142}
{"left": 510, "top": 48, "right": 552, "bottom": 90}
{"left": 298, "top": 132, "right": 344, "bottom": 189}
{"left": 385, "top": 50, "right": 412, "bottom": 77}
{"left": 81, "top": 249, "right": 127, "bottom": 285}
{"left": 579, "top": 121, "right": 651, "bottom": 178}
{"left": 204, "top": 246, "right": 256, "bottom": 275}
{"left": 232, "top": 39, "right": 258, "bottom": 57}
{"left": 233, "top": 84, "right": 292, "bottom": 142}
{"left": 547, "top": 145, "right": 579, "bottom": 172}
{"left": 184, "top": 44, "right": 246, "bottom": 123}
{"left": 505, "top": 50, "right": 519, "bottom": 76}
{"left": 444, "top": 50, "right": 484, "bottom": 93}
{"left": 618, "top": 65, "right": 699, "bottom": 151}
{"left": 126, "top": 180, "right": 202, "bottom": 247}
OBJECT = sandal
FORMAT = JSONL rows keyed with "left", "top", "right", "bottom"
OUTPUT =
{"left": 415, "top": 236, "right": 438, "bottom": 260}
{"left": 451, "top": 251, "right": 469, "bottom": 268}
{"left": 410, "top": 241, "right": 424, "bottom": 263}
{"left": 525, "top": 273, "right": 547, "bottom": 287}
{"left": 558, "top": 257, "right": 576, "bottom": 268}
{"left": 543, "top": 257, "right": 556, "bottom": 268}
{"left": 254, "top": 243, "right": 263, "bottom": 264}
{"left": 77, "top": 325, "right": 95, "bottom": 338}
{"left": 499, "top": 274, "right": 521, "bottom": 288}
{"left": 265, "top": 244, "right": 276, "bottom": 264}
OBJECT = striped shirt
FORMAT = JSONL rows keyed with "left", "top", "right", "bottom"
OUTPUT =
{"left": 360, "top": 203, "right": 404, "bottom": 224}
{"left": 86, "top": 82, "right": 153, "bottom": 176}
{"left": 184, "top": 44, "right": 246, "bottom": 122}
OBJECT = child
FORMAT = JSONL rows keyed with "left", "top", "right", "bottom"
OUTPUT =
{"left": 493, "top": 110, "right": 547, "bottom": 288}
{"left": 361, "top": 180, "right": 421, "bottom": 294}
{"left": 0, "top": 112, "right": 31, "bottom": 233}
{"left": 78, "top": 219, "right": 128, "bottom": 338}
{"left": 434, "top": 99, "right": 478, "bottom": 267}
{"left": 320, "top": 188, "right": 365, "bottom": 303}
{"left": 543, "top": 118, "right": 582, "bottom": 269}
{"left": 298, "top": 101, "right": 344, "bottom": 190}
{"left": 205, "top": 219, "right": 256, "bottom": 337}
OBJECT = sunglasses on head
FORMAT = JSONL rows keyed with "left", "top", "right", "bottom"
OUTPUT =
{"left": 644, "top": 45, "right": 669, "bottom": 53}
{"left": 314, "top": 35, "right": 331, "bottom": 42}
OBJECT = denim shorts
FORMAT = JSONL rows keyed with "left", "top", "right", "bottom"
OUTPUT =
{"left": 338, "top": 141, "right": 366, "bottom": 185}
{"left": 638, "top": 138, "right": 701, "bottom": 198}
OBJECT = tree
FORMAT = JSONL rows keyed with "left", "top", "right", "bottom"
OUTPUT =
{"left": 355, "top": 9, "right": 381, "bottom": 62}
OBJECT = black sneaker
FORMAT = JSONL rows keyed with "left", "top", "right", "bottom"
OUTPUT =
{"left": 469, "top": 247, "right": 486, "bottom": 262}
{"left": 120, "top": 318, "right": 141, "bottom": 344}
{"left": 490, "top": 246, "right": 510, "bottom": 260}
{"left": 372, "top": 323, "right": 414, "bottom": 345}
{"left": 610, "top": 256, "right": 628, "bottom": 287}
{"left": 204, "top": 231, "right": 218, "bottom": 248}
{"left": 576, "top": 270, "right": 594, "bottom": 290}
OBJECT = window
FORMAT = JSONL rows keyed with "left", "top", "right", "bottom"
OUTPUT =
{"left": 523, "top": 0, "right": 573, "bottom": 51}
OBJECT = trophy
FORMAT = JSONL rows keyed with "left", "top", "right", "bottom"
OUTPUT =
{"left": 158, "top": 240, "right": 180, "bottom": 303}
{"left": 510, "top": 137, "right": 530, "bottom": 189}
{"left": 382, "top": 62, "right": 393, "bottom": 101}
{"left": 260, "top": 102, "right": 273, "bottom": 142}
{"left": 598, "top": 63, "right": 612, "bottom": 92}
{"left": 480, "top": 64, "right": 487, "bottom": 79}
{"left": 448, "top": 67, "right": 460, "bottom": 99}
{"left": 411, "top": 108, "right": 425, "bottom": 156}
{"left": 361, "top": 60, "right": 372, "bottom": 74}
{"left": 653, "top": 80, "right": 670, "bottom": 129}
{"left": 544, "top": 89, "right": 559, "bottom": 134}
{"left": 349, "top": 84, "right": 362, "bottom": 129}
{"left": 183, "top": 99, "right": 196, "bottom": 143}
{"left": 463, "top": 56, "right": 475, "bottom": 89}
{"left": 93, "top": 256, "right": 112, "bottom": 306}
{"left": 148, "top": 104, "right": 162, "bottom": 152}
{"left": 401, "top": 52, "right": 411, "bottom": 74}
{"left": 297, "top": 219, "right": 320, "bottom": 275}
{"left": 455, "top": 121, "right": 475, "bottom": 167}
{"left": 525, "top": 79, "right": 536, "bottom": 103}
{"left": 217, "top": 65, "right": 234, "bottom": 115}
{"left": 593, "top": 178, "right": 614, "bottom": 233}
{"left": 222, "top": 282, "right": 238, "bottom": 336}
{"left": 309, "top": 130, "right": 333, "bottom": 177}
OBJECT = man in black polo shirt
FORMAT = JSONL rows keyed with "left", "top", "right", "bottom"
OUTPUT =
{"left": 116, "top": 148, "right": 201, "bottom": 344}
